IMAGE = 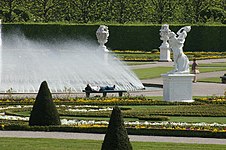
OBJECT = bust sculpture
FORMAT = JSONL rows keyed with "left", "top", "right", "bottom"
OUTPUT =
{"left": 159, "top": 24, "right": 172, "bottom": 61}
{"left": 168, "top": 26, "right": 191, "bottom": 74}
{"left": 160, "top": 24, "right": 170, "bottom": 48}
{"left": 96, "top": 25, "right": 109, "bottom": 52}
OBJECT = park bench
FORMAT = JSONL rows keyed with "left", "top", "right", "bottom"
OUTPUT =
{"left": 220, "top": 74, "right": 226, "bottom": 83}
{"left": 82, "top": 90, "right": 127, "bottom": 98}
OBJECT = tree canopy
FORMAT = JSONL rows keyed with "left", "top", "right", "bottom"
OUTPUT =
{"left": 0, "top": 0, "right": 225, "bottom": 24}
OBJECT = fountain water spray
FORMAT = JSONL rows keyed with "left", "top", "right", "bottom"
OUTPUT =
{"left": 0, "top": 20, "right": 2, "bottom": 88}
{"left": 1, "top": 27, "right": 144, "bottom": 93}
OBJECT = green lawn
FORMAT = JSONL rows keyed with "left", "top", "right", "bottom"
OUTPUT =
{"left": 132, "top": 67, "right": 226, "bottom": 80}
{"left": 133, "top": 67, "right": 173, "bottom": 79}
{"left": 198, "top": 77, "right": 222, "bottom": 83}
{"left": 198, "top": 67, "right": 226, "bottom": 73}
{"left": 8, "top": 104, "right": 226, "bottom": 123}
{"left": 0, "top": 138, "right": 226, "bottom": 150}
{"left": 198, "top": 63, "right": 226, "bottom": 67}
{"left": 170, "top": 116, "right": 226, "bottom": 124}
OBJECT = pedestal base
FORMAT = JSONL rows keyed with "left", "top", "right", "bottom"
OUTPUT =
{"left": 161, "top": 73, "right": 195, "bottom": 102}
{"left": 159, "top": 47, "right": 172, "bottom": 62}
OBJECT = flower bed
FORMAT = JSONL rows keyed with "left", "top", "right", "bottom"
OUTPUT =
{"left": 112, "top": 51, "right": 226, "bottom": 61}
{"left": 1, "top": 122, "right": 226, "bottom": 138}
{"left": 195, "top": 96, "right": 226, "bottom": 104}
{"left": 0, "top": 97, "right": 203, "bottom": 105}
{"left": 1, "top": 96, "right": 225, "bottom": 106}
{"left": 1, "top": 96, "right": 226, "bottom": 137}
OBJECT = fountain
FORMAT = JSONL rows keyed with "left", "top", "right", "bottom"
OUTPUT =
{"left": 0, "top": 24, "right": 144, "bottom": 93}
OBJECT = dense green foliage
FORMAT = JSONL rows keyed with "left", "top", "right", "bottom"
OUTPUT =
{"left": 0, "top": 0, "right": 225, "bottom": 24}
{"left": 29, "top": 81, "right": 61, "bottom": 126}
{"left": 102, "top": 106, "right": 132, "bottom": 150}
{"left": 2, "top": 24, "right": 226, "bottom": 51}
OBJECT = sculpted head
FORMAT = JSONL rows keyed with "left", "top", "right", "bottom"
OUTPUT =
{"left": 184, "top": 26, "right": 191, "bottom": 32}
{"left": 97, "top": 25, "right": 109, "bottom": 34}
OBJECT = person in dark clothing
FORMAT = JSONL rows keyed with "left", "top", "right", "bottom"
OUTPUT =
{"left": 191, "top": 59, "right": 199, "bottom": 82}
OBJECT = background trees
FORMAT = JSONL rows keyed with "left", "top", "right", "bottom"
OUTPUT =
{"left": 0, "top": 0, "right": 30, "bottom": 22}
{"left": 0, "top": 0, "right": 225, "bottom": 24}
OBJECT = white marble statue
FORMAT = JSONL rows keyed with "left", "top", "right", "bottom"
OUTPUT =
{"left": 96, "top": 25, "right": 109, "bottom": 52}
{"left": 160, "top": 24, "right": 170, "bottom": 47}
{"left": 168, "top": 26, "right": 191, "bottom": 74}
{"left": 159, "top": 24, "right": 172, "bottom": 61}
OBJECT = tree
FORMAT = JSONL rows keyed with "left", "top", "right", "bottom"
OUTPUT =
{"left": 69, "top": 0, "right": 97, "bottom": 23}
{"left": 29, "top": 81, "right": 61, "bottom": 126}
{"left": 149, "top": 0, "right": 178, "bottom": 24}
{"left": 0, "top": 0, "right": 29, "bottom": 22}
{"left": 101, "top": 106, "right": 132, "bottom": 150}
{"left": 191, "top": 0, "right": 212, "bottom": 23}
{"left": 29, "top": 0, "right": 65, "bottom": 22}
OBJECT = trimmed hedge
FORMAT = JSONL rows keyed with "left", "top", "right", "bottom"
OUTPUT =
{"left": 2, "top": 24, "right": 226, "bottom": 51}
{"left": 102, "top": 106, "right": 132, "bottom": 150}
{"left": 29, "top": 81, "right": 61, "bottom": 126}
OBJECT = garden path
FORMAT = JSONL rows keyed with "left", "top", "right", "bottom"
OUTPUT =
{"left": 130, "top": 58, "right": 226, "bottom": 69}
{"left": 0, "top": 131, "right": 226, "bottom": 145}
{"left": 129, "top": 58, "right": 226, "bottom": 97}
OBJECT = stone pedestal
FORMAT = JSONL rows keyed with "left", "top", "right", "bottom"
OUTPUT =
{"left": 159, "top": 46, "right": 172, "bottom": 62}
{"left": 161, "top": 74, "right": 194, "bottom": 102}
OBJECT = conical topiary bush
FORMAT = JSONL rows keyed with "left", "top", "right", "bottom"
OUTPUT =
{"left": 29, "top": 81, "right": 61, "bottom": 126}
{"left": 101, "top": 106, "right": 132, "bottom": 150}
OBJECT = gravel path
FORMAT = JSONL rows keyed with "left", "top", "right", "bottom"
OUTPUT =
{"left": 130, "top": 58, "right": 226, "bottom": 69}
{"left": 1, "top": 131, "right": 226, "bottom": 145}
{"left": 129, "top": 58, "right": 226, "bottom": 97}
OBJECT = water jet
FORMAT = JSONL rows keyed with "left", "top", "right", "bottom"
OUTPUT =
{"left": 0, "top": 24, "right": 144, "bottom": 93}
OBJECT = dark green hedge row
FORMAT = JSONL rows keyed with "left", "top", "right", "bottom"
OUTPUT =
{"left": 1, "top": 125, "right": 226, "bottom": 138}
{"left": 2, "top": 24, "right": 226, "bottom": 52}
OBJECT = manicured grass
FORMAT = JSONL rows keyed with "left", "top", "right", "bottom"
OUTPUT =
{"left": 9, "top": 104, "right": 226, "bottom": 123}
{"left": 198, "top": 67, "right": 226, "bottom": 73}
{"left": 198, "top": 63, "right": 226, "bottom": 67}
{"left": 0, "top": 137, "right": 226, "bottom": 150}
{"left": 170, "top": 116, "right": 226, "bottom": 124}
{"left": 133, "top": 67, "right": 173, "bottom": 79}
{"left": 15, "top": 111, "right": 30, "bottom": 117}
{"left": 198, "top": 77, "right": 222, "bottom": 83}
{"left": 62, "top": 116, "right": 139, "bottom": 121}
{"left": 0, "top": 138, "right": 101, "bottom": 150}
{"left": 133, "top": 66, "right": 226, "bottom": 80}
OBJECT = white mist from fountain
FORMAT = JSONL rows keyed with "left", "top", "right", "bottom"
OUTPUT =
{"left": 1, "top": 28, "right": 144, "bottom": 93}
{"left": 0, "top": 20, "right": 2, "bottom": 89}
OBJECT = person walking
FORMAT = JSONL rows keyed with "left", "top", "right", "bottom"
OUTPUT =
{"left": 191, "top": 59, "right": 199, "bottom": 82}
